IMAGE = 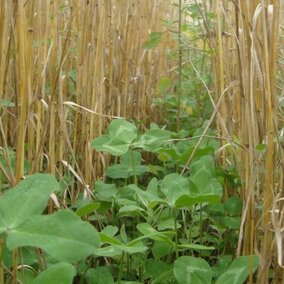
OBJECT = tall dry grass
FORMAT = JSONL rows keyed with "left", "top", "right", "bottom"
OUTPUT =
{"left": 0, "top": 0, "right": 174, "bottom": 196}
{"left": 205, "top": 0, "right": 284, "bottom": 282}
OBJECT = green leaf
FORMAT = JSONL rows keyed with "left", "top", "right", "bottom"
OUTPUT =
{"left": 108, "top": 119, "right": 137, "bottom": 143}
{"left": 32, "top": 263, "right": 76, "bottom": 284}
{"left": 18, "top": 268, "right": 37, "bottom": 283}
{"left": 91, "top": 135, "right": 130, "bottom": 156}
{"left": 119, "top": 206, "right": 144, "bottom": 215}
{"left": 137, "top": 128, "right": 171, "bottom": 152}
{"left": 120, "top": 224, "right": 128, "bottom": 243}
{"left": 212, "top": 255, "right": 233, "bottom": 279}
{"left": 99, "top": 232, "right": 123, "bottom": 246}
{"left": 115, "top": 185, "right": 137, "bottom": 205}
{"left": 147, "top": 177, "right": 158, "bottom": 194}
{"left": 152, "top": 241, "right": 172, "bottom": 259}
{"left": 151, "top": 269, "right": 177, "bottom": 284}
{"left": 107, "top": 152, "right": 149, "bottom": 179}
{"left": 256, "top": 143, "right": 266, "bottom": 152}
{"left": 178, "top": 243, "right": 215, "bottom": 251}
{"left": 129, "top": 183, "right": 164, "bottom": 208}
{"left": 215, "top": 255, "right": 259, "bottom": 284}
{"left": 161, "top": 173, "right": 189, "bottom": 206}
{"left": 76, "top": 202, "right": 100, "bottom": 217}
{"left": 86, "top": 267, "right": 114, "bottom": 284}
{"left": 136, "top": 223, "right": 174, "bottom": 243}
{"left": 175, "top": 193, "right": 221, "bottom": 208}
{"left": 188, "top": 4, "right": 202, "bottom": 18}
{"left": 91, "top": 120, "right": 137, "bottom": 156}
{"left": 224, "top": 216, "right": 241, "bottom": 229}
{"left": 0, "top": 174, "right": 60, "bottom": 233}
{"left": 189, "top": 155, "right": 215, "bottom": 189}
{"left": 7, "top": 210, "right": 100, "bottom": 263}
{"left": 118, "top": 282, "right": 143, "bottom": 284}
{"left": 114, "top": 242, "right": 148, "bottom": 254}
{"left": 174, "top": 256, "right": 212, "bottom": 284}
{"left": 98, "top": 232, "right": 149, "bottom": 254}
{"left": 143, "top": 32, "right": 163, "bottom": 49}
{"left": 118, "top": 205, "right": 145, "bottom": 216}
{"left": 120, "top": 151, "right": 142, "bottom": 166}
{"left": 101, "top": 225, "right": 119, "bottom": 237}
{"left": 158, "top": 218, "right": 181, "bottom": 231}
{"left": 156, "top": 77, "right": 172, "bottom": 93}
{"left": 137, "top": 222, "right": 159, "bottom": 234}
{"left": 145, "top": 259, "right": 172, "bottom": 279}
{"left": 93, "top": 246, "right": 122, "bottom": 257}
{"left": 174, "top": 156, "right": 223, "bottom": 207}
{"left": 94, "top": 181, "right": 117, "bottom": 202}
{"left": 67, "top": 69, "right": 77, "bottom": 81}
{"left": 0, "top": 99, "right": 15, "bottom": 107}
{"left": 224, "top": 197, "right": 242, "bottom": 216}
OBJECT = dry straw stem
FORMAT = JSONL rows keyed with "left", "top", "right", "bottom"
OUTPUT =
{"left": 205, "top": 0, "right": 283, "bottom": 282}
{"left": 15, "top": 0, "right": 28, "bottom": 182}
{"left": 0, "top": 0, "right": 174, "bottom": 192}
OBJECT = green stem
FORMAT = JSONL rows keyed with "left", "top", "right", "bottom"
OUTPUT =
{"left": 0, "top": 239, "right": 5, "bottom": 284}
{"left": 117, "top": 252, "right": 125, "bottom": 284}
{"left": 199, "top": 204, "right": 203, "bottom": 255}
{"left": 12, "top": 248, "right": 18, "bottom": 284}
{"left": 36, "top": 248, "right": 47, "bottom": 272}
{"left": 130, "top": 150, "right": 138, "bottom": 185}
{"left": 181, "top": 209, "right": 188, "bottom": 239}
{"left": 173, "top": 207, "right": 179, "bottom": 259}
{"left": 126, "top": 253, "right": 130, "bottom": 280}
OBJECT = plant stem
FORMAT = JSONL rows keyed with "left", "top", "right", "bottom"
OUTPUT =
{"left": 177, "top": 0, "right": 182, "bottom": 132}
{"left": 199, "top": 205, "right": 203, "bottom": 243}
{"left": 126, "top": 254, "right": 130, "bottom": 280}
{"left": 173, "top": 207, "right": 179, "bottom": 259}
{"left": 36, "top": 248, "right": 47, "bottom": 272}
{"left": 117, "top": 252, "right": 125, "bottom": 284}
{"left": 130, "top": 150, "right": 138, "bottom": 185}
{"left": 0, "top": 239, "right": 4, "bottom": 284}
{"left": 199, "top": 204, "right": 203, "bottom": 254}
{"left": 12, "top": 249, "right": 18, "bottom": 284}
{"left": 181, "top": 209, "right": 188, "bottom": 239}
